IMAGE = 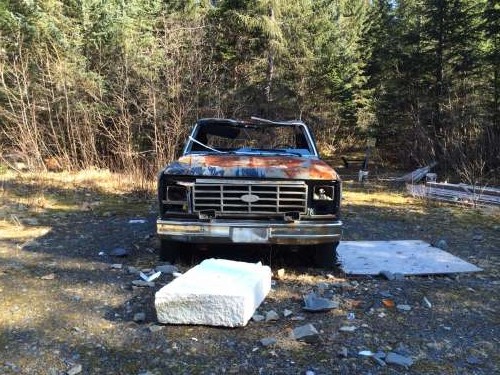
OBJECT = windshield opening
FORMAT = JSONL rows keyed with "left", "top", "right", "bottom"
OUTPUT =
{"left": 188, "top": 123, "right": 313, "bottom": 156}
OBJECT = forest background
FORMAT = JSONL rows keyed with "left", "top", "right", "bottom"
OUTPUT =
{"left": 0, "top": 0, "right": 498, "bottom": 183}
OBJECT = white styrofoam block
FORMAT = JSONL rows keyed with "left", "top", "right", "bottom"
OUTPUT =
{"left": 155, "top": 258, "right": 272, "bottom": 327}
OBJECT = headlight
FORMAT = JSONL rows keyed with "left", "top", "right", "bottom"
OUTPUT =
{"left": 166, "top": 185, "right": 188, "bottom": 203}
{"left": 163, "top": 182, "right": 191, "bottom": 213}
{"left": 313, "top": 185, "right": 334, "bottom": 201}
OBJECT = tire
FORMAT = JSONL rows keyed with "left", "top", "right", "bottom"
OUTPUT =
{"left": 159, "top": 239, "right": 181, "bottom": 263}
{"left": 313, "top": 242, "right": 339, "bottom": 268}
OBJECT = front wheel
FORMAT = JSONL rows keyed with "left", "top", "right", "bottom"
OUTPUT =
{"left": 313, "top": 242, "right": 339, "bottom": 268}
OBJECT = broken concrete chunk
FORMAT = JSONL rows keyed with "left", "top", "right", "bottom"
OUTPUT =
{"left": 303, "top": 292, "right": 339, "bottom": 312}
{"left": 338, "top": 347, "right": 348, "bottom": 358}
{"left": 396, "top": 304, "right": 412, "bottom": 312}
{"left": 252, "top": 314, "right": 265, "bottom": 322}
{"left": 466, "top": 355, "right": 482, "bottom": 365}
{"left": 265, "top": 310, "right": 279, "bottom": 322}
{"left": 156, "top": 264, "right": 178, "bottom": 274}
{"left": 155, "top": 259, "right": 271, "bottom": 327}
{"left": 435, "top": 239, "right": 448, "bottom": 251}
{"left": 133, "top": 312, "right": 146, "bottom": 322}
{"left": 67, "top": 364, "right": 83, "bottom": 375}
{"left": 127, "top": 266, "right": 139, "bottom": 274}
{"left": 339, "top": 325, "right": 357, "bottom": 332}
{"left": 148, "top": 324, "right": 163, "bottom": 333}
{"left": 291, "top": 323, "right": 320, "bottom": 343}
{"left": 260, "top": 337, "right": 277, "bottom": 347}
{"left": 132, "top": 280, "right": 155, "bottom": 288}
{"left": 385, "top": 352, "right": 414, "bottom": 367}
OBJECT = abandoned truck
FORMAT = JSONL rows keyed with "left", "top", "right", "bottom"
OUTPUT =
{"left": 157, "top": 118, "right": 342, "bottom": 267}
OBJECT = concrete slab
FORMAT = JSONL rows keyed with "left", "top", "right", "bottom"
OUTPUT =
{"left": 155, "top": 258, "right": 271, "bottom": 327}
{"left": 337, "top": 240, "right": 482, "bottom": 275}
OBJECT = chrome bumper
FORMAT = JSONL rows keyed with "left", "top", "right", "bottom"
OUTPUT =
{"left": 157, "top": 219, "right": 342, "bottom": 245}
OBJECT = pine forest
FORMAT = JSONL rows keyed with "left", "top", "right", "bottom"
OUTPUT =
{"left": 0, "top": 0, "right": 498, "bottom": 182}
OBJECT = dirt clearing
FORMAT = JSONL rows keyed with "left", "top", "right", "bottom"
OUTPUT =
{"left": 1, "top": 170, "right": 499, "bottom": 374}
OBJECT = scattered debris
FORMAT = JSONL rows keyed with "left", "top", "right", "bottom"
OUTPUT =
{"left": 252, "top": 314, "right": 265, "bottom": 322}
{"left": 127, "top": 266, "right": 139, "bottom": 274}
{"left": 347, "top": 312, "right": 355, "bottom": 320}
{"left": 390, "top": 162, "right": 437, "bottom": 183}
{"left": 265, "top": 310, "right": 279, "bottom": 322}
{"left": 133, "top": 312, "right": 146, "bottom": 323}
{"left": 283, "top": 309, "right": 293, "bottom": 317}
{"left": 128, "top": 219, "right": 147, "bottom": 224}
{"left": 358, "top": 350, "right": 374, "bottom": 356}
{"left": 290, "top": 324, "right": 320, "bottom": 343}
{"left": 396, "top": 304, "right": 412, "bottom": 312}
{"left": 372, "top": 351, "right": 387, "bottom": 366}
{"left": 276, "top": 268, "right": 286, "bottom": 279}
{"left": 472, "top": 234, "right": 484, "bottom": 241}
{"left": 110, "top": 264, "right": 122, "bottom": 269}
{"left": 382, "top": 299, "right": 395, "bottom": 308}
{"left": 156, "top": 264, "right": 178, "bottom": 274}
{"left": 435, "top": 239, "right": 449, "bottom": 251}
{"left": 339, "top": 326, "right": 357, "bottom": 332}
{"left": 422, "top": 296, "right": 432, "bottom": 308}
{"left": 303, "top": 292, "right": 339, "bottom": 312}
{"left": 338, "top": 347, "right": 348, "bottom": 358}
{"left": 140, "top": 271, "right": 161, "bottom": 282}
{"left": 466, "top": 355, "right": 482, "bottom": 365}
{"left": 132, "top": 280, "right": 155, "bottom": 288}
{"left": 148, "top": 324, "right": 163, "bottom": 333}
{"left": 385, "top": 352, "right": 414, "bottom": 367}
{"left": 408, "top": 181, "right": 500, "bottom": 206}
{"left": 110, "top": 247, "right": 129, "bottom": 257}
{"left": 259, "top": 337, "right": 277, "bottom": 347}
{"left": 40, "top": 273, "right": 56, "bottom": 280}
{"left": 66, "top": 364, "right": 83, "bottom": 375}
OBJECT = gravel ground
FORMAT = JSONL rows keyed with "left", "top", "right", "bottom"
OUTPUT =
{"left": 0, "top": 177, "right": 499, "bottom": 375}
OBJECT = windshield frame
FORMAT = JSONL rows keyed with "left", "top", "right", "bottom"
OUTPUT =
{"left": 182, "top": 118, "right": 319, "bottom": 157}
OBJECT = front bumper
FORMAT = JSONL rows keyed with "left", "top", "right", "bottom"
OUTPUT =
{"left": 157, "top": 219, "right": 342, "bottom": 245}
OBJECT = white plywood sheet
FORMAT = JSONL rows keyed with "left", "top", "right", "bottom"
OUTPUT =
{"left": 337, "top": 240, "right": 482, "bottom": 275}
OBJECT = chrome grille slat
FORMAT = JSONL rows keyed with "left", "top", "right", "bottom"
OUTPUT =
{"left": 193, "top": 181, "right": 307, "bottom": 215}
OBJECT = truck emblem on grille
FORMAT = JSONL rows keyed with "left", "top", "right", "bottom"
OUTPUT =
{"left": 240, "top": 193, "right": 260, "bottom": 203}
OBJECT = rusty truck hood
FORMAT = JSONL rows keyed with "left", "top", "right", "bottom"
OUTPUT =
{"left": 163, "top": 154, "right": 339, "bottom": 180}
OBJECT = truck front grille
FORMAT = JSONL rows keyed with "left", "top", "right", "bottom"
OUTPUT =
{"left": 192, "top": 180, "right": 307, "bottom": 215}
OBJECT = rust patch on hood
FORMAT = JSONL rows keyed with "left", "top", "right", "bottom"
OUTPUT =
{"left": 164, "top": 154, "right": 339, "bottom": 180}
